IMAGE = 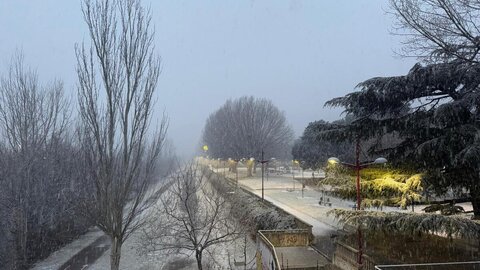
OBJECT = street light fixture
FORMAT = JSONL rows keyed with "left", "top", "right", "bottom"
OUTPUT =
{"left": 327, "top": 155, "right": 387, "bottom": 210}
{"left": 327, "top": 140, "right": 387, "bottom": 267}
{"left": 257, "top": 150, "right": 269, "bottom": 201}
{"left": 227, "top": 158, "right": 240, "bottom": 188}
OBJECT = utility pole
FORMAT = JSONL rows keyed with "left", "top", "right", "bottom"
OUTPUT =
{"left": 328, "top": 138, "right": 387, "bottom": 269}
{"left": 261, "top": 150, "right": 265, "bottom": 201}
{"left": 230, "top": 158, "right": 240, "bottom": 189}
{"left": 356, "top": 139, "right": 361, "bottom": 211}
{"left": 355, "top": 138, "right": 363, "bottom": 266}
{"left": 259, "top": 150, "right": 269, "bottom": 202}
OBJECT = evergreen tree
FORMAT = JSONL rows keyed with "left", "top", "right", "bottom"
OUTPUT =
{"left": 292, "top": 119, "right": 354, "bottom": 169}
{"left": 326, "top": 60, "right": 480, "bottom": 218}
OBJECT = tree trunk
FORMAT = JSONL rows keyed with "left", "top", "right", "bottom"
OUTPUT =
{"left": 247, "top": 161, "right": 253, "bottom": 177}
{"left": 195, "top": 250, "right": 203, "bottom": 270}
{"left": 22, "top": 209, "right": 28, "bottom": 266}
{"left": 233, "top": 162, "right": 238, "bottom": 173}
{"left": 471, "top": 193, "right": 480, "bottom": 220}
{"left": 110, "top": 236, "right": 122, "bottom": 270}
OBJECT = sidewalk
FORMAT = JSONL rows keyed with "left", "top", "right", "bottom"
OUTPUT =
{"left": 231, "top": 172, "right": 475, "bottom": 236}
{"left": 31, "top": 228, "right": 107, "bottom": 270}
{"left": 237, "top": 175, "right": 341, "bottom": 233}
{"left": 233, "top": 172, "right": 474, "bottom": 222}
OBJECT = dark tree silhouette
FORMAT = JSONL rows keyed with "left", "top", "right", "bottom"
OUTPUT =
{"left": 292, "top": 119, "right": 354, "bottom": 170}
{"left": 390, "top": 0, "right": 480, "bottom": 64}
{"left": 324, "top": 0, "right": 480, "bottom": 219}
{"left": 326, "top": 61, "right": 480, "bottom": 218}
{"left": 202, "top": 96, "right": 293, "bottom": 161}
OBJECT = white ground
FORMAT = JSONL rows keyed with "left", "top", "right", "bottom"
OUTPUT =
{"left": 88, "top": 173, "right": 257, "bottom": 270}
{"left": 35, "top": 165, "right": 473, "bottom": 270}
{"left": 217, "top": 168, "right": 474, "bottom": 237}
{"left": 31, "top": 228, "right": 105, "bottom": 270}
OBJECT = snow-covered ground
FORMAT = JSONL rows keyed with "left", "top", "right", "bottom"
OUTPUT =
{"left": 233, "top": 173, "right": 474, "bottom": 233}
{"left": 89, "top": 171, "right": 257, "bottom": 270}
{"left": 32, "top": 167, "right": 260, "bottom": 270}
{"left": 36, "top": 166, "right": 473, "bottom": 270}
{"left": 31, "top": 228, "right": 106, "bottom": 270}
{"left": 88, "top": 229, "right": 165, "bottom": 270}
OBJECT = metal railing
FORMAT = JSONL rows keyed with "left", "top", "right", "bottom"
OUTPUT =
{"left": 257, "top": 231, "right": 282, "bottom": 270}
{"left": 375, "top": 261, "right": 480, "bottom": 270}
{"left": 333, "top": 241, "right": 376, "bottom": 270}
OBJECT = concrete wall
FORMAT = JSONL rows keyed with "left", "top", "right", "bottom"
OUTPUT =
{"left": 260, "top": 230, "right": 310, "bottom": 247}
{"left": 256, "top": 231, "right": 281, "bottom": 270}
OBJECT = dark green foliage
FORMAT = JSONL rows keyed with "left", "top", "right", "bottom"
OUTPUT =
{"left": 323, "top": 167, "right": 422, "bottom": 209}
{"left": 292, "top": 119, "right": 354, "bottom": 169}
{"left": 329, "top": 208, "right": 480, "bottom": 239}
{"left": 423, "top": 203, "right": 465, "bottom": 216}
{"left": 326, "top": 60, "right": 480, "bottom": 217}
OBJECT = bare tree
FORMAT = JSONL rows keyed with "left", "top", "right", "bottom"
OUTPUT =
{"left": 139, "top": 164, "right": 240, "bottom": 270}
{"left": 0, "top": 53, "right": 71, "bottom": 268}
{"left": 202, "top": 96, "right": 294, "bottom": 161}
{"left": 75, "top": 0, "right": 167, "bottom": 269}
{"left": 390, "top": 0, "right": 480, "bottom": 63}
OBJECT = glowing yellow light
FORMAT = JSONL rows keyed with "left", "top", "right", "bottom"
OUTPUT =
{"left": 202, "top": 145, "right": 209, "bottom": 152}
{"left": 328, "top": 157, "right": 340, "bottom": 165}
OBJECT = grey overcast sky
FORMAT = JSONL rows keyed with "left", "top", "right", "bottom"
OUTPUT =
{"left": 0, "top": 0, "right": 416, "bottom": 158}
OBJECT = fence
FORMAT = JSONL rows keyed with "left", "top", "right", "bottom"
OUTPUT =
{"left": 332, "top": 241, "right": 376, "bottom": 270}
{"left": 256, "top": 229, "right": 327, "bottom": 270}
{"left": 374, "top": 261, "right": 480, "bottom": 270}
{"left": 257, "top": 231, "right": 281, "bottom": 270}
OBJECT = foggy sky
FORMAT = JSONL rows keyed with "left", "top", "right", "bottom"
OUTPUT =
{"left": 0, "top": 0, "right": 416, "bottom": 159}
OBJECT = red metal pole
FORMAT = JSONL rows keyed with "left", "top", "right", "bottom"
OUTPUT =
{"left": 357, "top": 227, "right": 363, "bottom": 267}
{"left": 356, "top": 139, "right": 361, "bottom": 211}
{"left": 356, "top": 138, "right": 363, "bottom": 267}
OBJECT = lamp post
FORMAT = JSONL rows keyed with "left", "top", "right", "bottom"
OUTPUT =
{"left": 202, "top": 145, "right": 209, "bottom": 158}
{"left": 301, "top": 161, "right": 304, "bottom": 180}
{"left": 228, "top": 158, "right": 240, "bottom": 188}
{"left": 234, "top": 159, "right": 239, "bottom": 188}
{"left": 291, "top": 160, "right": 295, "bottom": 180}
{"left": 327, "top": 149, "right": 387, "bottom": 210}
{"left": 224, "top": 160, "right": 226, "bottom": 177}
{"left": 258, "top": 150, "right": 269, "bottom": 201}
{"left": 328, "top": 140, "right": 387, "bottom": 267}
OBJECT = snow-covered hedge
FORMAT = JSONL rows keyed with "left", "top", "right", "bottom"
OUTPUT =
{"left": 206, "top": 170, "right": 300, "bottom": 234}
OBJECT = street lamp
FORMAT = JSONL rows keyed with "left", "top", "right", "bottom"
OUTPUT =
{"left": 232, "top": 158, "right": 239, "bottom": 188}
{"left": 227, "top": 158, "right": 239, "bottom": 187}
{"left": 327, "top": 156, "right": 387, "bottom": 210}
{"left": 257, "top": 150, "right": 269, "bottom": 201}
{"left": 222, "top": 158, "right": 226, "bottom": 176}
{"left": 328, "top": 141, "right": 387, "bottom": 267}
{"left": 202, "top": 145, "right": 209, "bottom": 158}
{"left": 291, "top": 159, "right": 299, "bottom": 178}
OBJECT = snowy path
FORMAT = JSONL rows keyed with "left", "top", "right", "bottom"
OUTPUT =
{"left": 88, "top": 170, "right": 257, "bottom": 270}
{"left": 244, "top": 186, "right": 336, "bottom": 236}
{"left": 31, "top": 228, "right": 106, "bottom": 270}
